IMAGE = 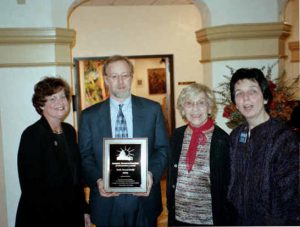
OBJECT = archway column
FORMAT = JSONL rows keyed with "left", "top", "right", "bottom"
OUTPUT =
{"left": 192, "top": 0, "right": 292, "bottom": 132}
{"left": 0, "top": 3, "right": 75, "bottom": 225}
{"left": 0, "top": 28, "right": 75, "bottom": 67}
{"left": 196, "top": 22, "right": 291, "bottom": 63}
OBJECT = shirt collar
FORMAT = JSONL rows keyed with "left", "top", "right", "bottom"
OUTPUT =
{"left": 110, "top": 95, "right": 131, "bottom": 110}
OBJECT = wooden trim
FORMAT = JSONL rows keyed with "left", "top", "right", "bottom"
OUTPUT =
{"left": 288, "top": 41, "right": 300, "bottom": 62}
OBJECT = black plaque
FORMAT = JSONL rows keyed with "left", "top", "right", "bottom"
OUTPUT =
{"left": 103, "top": 138, "right": 148, "bottom": 193}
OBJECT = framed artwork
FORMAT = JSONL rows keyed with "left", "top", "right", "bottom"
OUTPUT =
{"left": 75, "top": 59, "right": 108, "bottom": 110}
{"left": 147, "top": 68, "right": 166, "bottom": 94}
{"left": 136, "top": 79, "right": 143, "bottom": 87}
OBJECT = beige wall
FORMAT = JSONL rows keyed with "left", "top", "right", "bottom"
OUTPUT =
{"left": 69, "top": 5, "right": 203, "bottom": 127}
{"left": 132, "top": 58, "right": 166, "bottom": 105}
{"left": 0, "top": 1, "right": 298, "bottom": 226}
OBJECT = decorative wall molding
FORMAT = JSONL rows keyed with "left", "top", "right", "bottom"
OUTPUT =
{"left": 0, "top": 62, "right": 74, "bottom": 68}
{"left": 0, "top": 27, "right": 75, "bottom": 44}
{"left": 288, "top": 41, "right": 299, "bottom": 62}
{"left": 0, "top": 28, "right": 76, "bottom": 67}
{"left": 196, "top": 22, "right": 291, "bottom": 62}
{"left": 196, "top": 23, "right": 291, "bottom": 42}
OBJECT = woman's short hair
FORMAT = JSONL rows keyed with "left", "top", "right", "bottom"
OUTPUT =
{"left": 102, "top": 55, "right": 134, "bottom": 76}
{"left": 32, "top": 77, "right": 70, "bottom": 115}
{"left": 177, "top": 83, "right": 217, "bottom": 121}
{"left": 230, "top": 68, "right": 272, "bottom": 104}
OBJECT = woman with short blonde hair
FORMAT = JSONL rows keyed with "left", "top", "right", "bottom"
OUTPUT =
{"left": 167, "top": 83, "right": 232, "bottom": 226}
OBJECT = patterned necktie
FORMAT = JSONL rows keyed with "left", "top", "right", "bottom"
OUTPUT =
{"left": 115, "top": 104, "right": 128, "bottom": 138}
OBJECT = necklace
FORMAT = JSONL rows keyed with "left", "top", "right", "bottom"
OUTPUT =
{"left": 52, "top": 128, "right": 63, "bottom": 134}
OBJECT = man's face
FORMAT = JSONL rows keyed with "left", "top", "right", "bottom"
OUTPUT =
{"left": 104, "top": 60, "right": 133, "bottom": 102}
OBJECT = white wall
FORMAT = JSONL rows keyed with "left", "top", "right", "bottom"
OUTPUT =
{"left": 198, "top": 0, "right": 281, "bottom": 26}
{"left": 0, "top": 67, "right": 73, "bottom": 227}
{"left": 0, "top": 1, "right": 74, "bottom": 226}
{"left": 0, "top": 0, "right": 72, "bottom": 28}
{"left": 0, "top": 110, "right": 8, "bottom": 227}
{"left": 69, "top": 5, "right": 203, "bottom": 127}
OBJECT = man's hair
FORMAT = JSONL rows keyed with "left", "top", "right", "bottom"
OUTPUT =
{"left": 102, "top": 55, "right": 134, "bottom": 76}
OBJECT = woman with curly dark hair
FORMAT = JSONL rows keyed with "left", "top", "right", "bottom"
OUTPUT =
{"left": 15, "top": 77, "right": 91, "bottom": 227}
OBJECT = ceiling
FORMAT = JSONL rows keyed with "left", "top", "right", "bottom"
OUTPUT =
{"left": 81, "top": 0, "right": 194, "bottom": 6}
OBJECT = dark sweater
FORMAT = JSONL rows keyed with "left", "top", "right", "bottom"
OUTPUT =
{"left": 15, "top": 117, "right": 86, "bottom": 227}
{"left": 228, "top": 118, "right": 300, "bottom": 225}
{"left": 167, "top": 124, "right": 232, "bottom": 226}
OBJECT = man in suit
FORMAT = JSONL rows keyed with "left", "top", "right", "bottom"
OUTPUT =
{"left": 78, "top": 55, "right": 169, "bottom": 227}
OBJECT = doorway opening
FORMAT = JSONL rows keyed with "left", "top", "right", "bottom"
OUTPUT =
{"left": 73, "top": 54, "right": 175, "bottom": 135}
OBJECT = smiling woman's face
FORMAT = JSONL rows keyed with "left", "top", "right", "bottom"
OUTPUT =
{"left": 182, "top": 92, "right": 210, "bottom": 127}
{"left": 41, "top": 89, "right": 69, "bottom": 122}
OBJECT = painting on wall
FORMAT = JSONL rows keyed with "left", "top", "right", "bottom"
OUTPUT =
{"left": 147, "top": 68, "right": 166, "bottom": 94}
{"left": 77, "top": 59, "right": 108, "bottom": 110}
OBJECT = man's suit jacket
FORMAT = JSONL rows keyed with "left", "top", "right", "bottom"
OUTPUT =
{"left": 78, "top": 95, "right": 169, "bottom": 225}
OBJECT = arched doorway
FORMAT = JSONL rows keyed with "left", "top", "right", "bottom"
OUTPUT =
{"left": 67, "top": 2, "right": 204, "bottom": 227}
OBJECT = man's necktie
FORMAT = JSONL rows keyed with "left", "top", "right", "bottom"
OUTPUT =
{"left": 115, "top": 104, "right": 128, "bottom": 138}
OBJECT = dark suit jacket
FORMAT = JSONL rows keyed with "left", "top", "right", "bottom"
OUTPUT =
{"left": 15, "top": 117, "right": 85, "bottom": 227}
{"left": 167, "top": 124, "right": 231, "bottom": 226}
{"left": 78, "top": 95, "right": 169, "bottom": 226}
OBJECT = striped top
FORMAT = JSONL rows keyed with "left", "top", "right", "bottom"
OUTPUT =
{"left": 175, "top": 126, "right": 214, "bottom": 225}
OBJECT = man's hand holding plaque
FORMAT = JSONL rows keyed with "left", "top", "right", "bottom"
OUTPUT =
{"left": 132, "top": 171, "right": 153, "bottom": 197}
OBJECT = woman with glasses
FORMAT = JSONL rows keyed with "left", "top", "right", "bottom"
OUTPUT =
{"left": 167, "top": 83, "right": 232, "bottom": 226}
{"left": 15, "top": 77, "right": 90, "bottom": 227}
{"left": 78, "top": 55, "right": 169, "bottom": 227}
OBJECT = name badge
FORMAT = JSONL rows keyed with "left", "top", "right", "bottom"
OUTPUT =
{"left": 239, "top": 132, "right": 248, "bottom": 143}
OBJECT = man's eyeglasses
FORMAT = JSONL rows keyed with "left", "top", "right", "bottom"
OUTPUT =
{"left": 106, "top": 74, "right": 132, "bottom": 81}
